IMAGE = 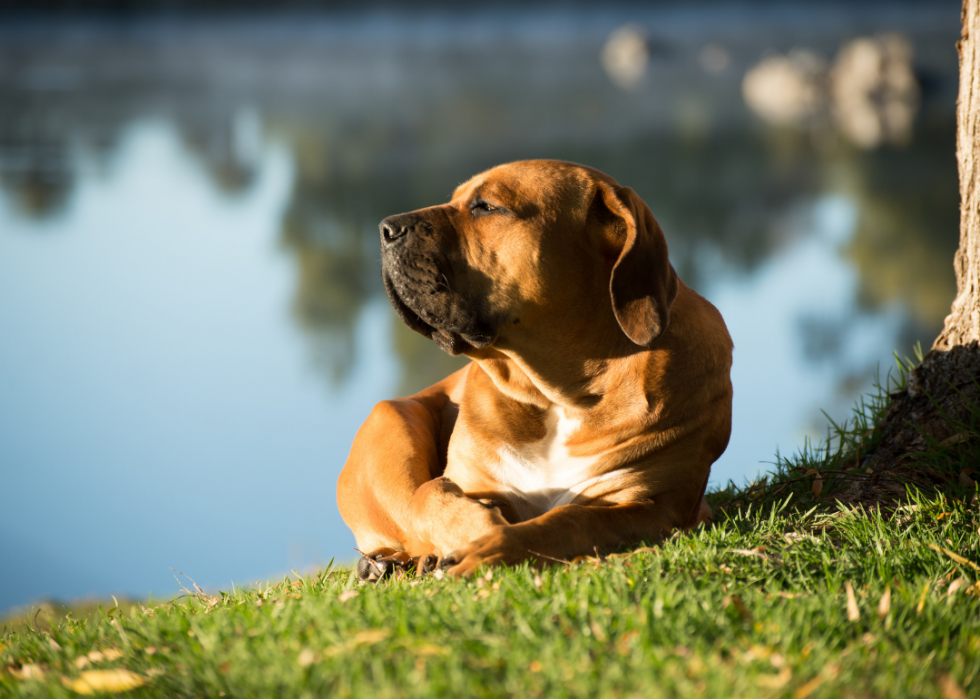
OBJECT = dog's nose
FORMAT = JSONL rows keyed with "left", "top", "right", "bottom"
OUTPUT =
{"left": 379, "top": 215, "right": 416, "bottom": 247}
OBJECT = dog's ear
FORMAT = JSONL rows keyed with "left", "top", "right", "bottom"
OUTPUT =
{"left": 593, "top": 182, "right": 678, "bottom": 347}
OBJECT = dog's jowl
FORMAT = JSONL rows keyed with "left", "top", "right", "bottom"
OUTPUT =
{"left": 337, "top": 160, "right": 732, "bottom": 578}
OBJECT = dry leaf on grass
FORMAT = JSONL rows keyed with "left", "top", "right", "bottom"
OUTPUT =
{"left": 877, "top": 586, "right": 891, "bottom": 619}
{"left": 947, "top": 577, "right": 969, "bottom": 602}
{"left": 68, "top": 669, "right": 148, "bottom": 694}
{"left": 8, "top": 663, "right": 45, "bottom": 681}
{"left": 338, "top": 590, "right": 359, "bottom": 603}
{"left": 298, "top": 649, "right": 317, "bottom": 667}
{"left": 917, "top": 584, "right": 930, "bottom": 614}
{"left": 322, "top": 628, "right": 393, "bottom": 657}
{"left": 724, "top": 594, "right": 751, "bottom": 621}
{"left": 845, "top": 582, "right": 860, "bottom": 621}
{"left": 939, "top": 674, "right": 968, "bottom": 699}
{"left": 756, "top": 667, "right": 792, "bottom": 689}
{"left": 794, "top": 663, "right": 839, "bottom": 699}
{"left": 927, "top": 543, "right": 980, "bottom": 572}
{"left": 414, "top": 644, "right": 449, "bottom": 657}
{"left": 353, "top": 629, "right": 391, "bottom": 645}
{"left": 806, "top": 470, "right": 823, "bottom": 498}
{"left": 730, "top": 548, "right": 768, "bottom": 559}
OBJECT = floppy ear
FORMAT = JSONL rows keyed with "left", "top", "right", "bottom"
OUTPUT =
{"left": 594, "top": 182, "right": 678, "bottom": 347}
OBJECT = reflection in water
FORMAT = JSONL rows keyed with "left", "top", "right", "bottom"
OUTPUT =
{"left": 0, "top": 111, "right": 75, "bottom": 218}
{"left": 0, "top": 5, "right": 963, "bottom": 611}
{"left": 743, "top": 33, "right": 921, "bottom": 149}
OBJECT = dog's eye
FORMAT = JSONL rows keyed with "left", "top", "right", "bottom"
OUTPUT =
{"left": 470, "top": 200, "right": 498, "bottom": 215}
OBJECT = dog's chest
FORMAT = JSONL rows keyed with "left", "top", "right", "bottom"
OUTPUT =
{"left": 492, "top": 406, "right": 609, "bottom": 514}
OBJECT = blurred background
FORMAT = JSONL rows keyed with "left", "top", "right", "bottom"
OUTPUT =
{"left": 0, "top": 0, "right": 963, "bottom": 612}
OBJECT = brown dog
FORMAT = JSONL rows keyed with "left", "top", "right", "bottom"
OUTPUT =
{"left": 337, "top": 160, "right": 732, "bottom": 578}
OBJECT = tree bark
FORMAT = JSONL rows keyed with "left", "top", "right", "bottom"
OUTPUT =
{"left": 842, "top": 0, "right": 980, "bottom": 506}
{"left": 936, "top": 0, "right": 980, "bottom": 351}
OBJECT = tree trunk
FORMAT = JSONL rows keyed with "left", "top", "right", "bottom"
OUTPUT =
{"left": 842, "top": 0, "right": 980, "bottom": 506}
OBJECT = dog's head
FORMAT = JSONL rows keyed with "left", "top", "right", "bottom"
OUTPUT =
{"left": 380, "top": 160, "right": 678, "bottom": 356}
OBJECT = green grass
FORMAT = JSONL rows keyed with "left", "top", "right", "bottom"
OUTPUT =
{"left": 3, "top": 352, "right": 979, "bottom": 698}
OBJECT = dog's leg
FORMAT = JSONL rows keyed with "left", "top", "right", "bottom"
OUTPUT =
{"left": 408, "top": 476, "right": 509, "bottom": 557}
{"left": 439, "top": 499, "right": 694, "bottom": 577}
{"left": 337, "top": 398, "right": 449, "bottom": 559}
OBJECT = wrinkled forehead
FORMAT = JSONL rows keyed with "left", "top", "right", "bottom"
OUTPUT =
{"left": 451, "top": 160, "right": 600, "bottom": 213}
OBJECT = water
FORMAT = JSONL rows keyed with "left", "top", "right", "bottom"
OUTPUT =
{"left": 0, "top": 4, "right": 962, "bottom": 611}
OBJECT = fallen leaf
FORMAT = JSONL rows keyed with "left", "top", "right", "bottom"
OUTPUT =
{"left": 927, "top": 543, "right": 980, "bottom": 572}
{"left": 940, "top": 433, "right": 969, "bottom": 447}
{"left": 756, "top": 667, "right": 791, "bottom": 689}
{"left": 725, "top": 594, "right": 751, "bottom": 621}
{"left": 939, "top": 674, "right": 968, "bottom": 699}
{"left": 589, "top": 619, "right": 608, "bottom": 642}
{"left": 529, "top": 660, "right": 542, "bottom": 673}
{"left": 533, "top": 575, "right": 543, "bottom": 589}
{"left": 414, "top": 644, "right": 449, "bottom": 657}
{"left": 947, "top": 577, "right": 969, "bottom": 602}
{"left": 730, "top": 548, "right": 768, "bottom": 559}
{"left": 845, "top": 582, "right": 860, "bottom": 621}
{"left": 353, "top": 629, "right": 391, "bottom": 645}
{"left": 795, "top": 663, "right": 839, "bottom": 699}
{"left": 69, "top": 669, "right": 148, "bottom": 694}
{"left": 616, "top": 630, "right": 639, "bottom": 655}
{"left": 298, "top": 649, "right": 317, "bottom": 667}
{"left": 917, "top": 583, "right": 930, "bottom": 614}
{"left": 807, "top": 470, "right": 823, "bottom": 498}
{"left": 338, "top": 590, "right": 359, "bottom": 603}
{"left": 877, "top": 586, "right": 891, "bottom": 618}
{"left": 9, "top": 663, "right": 45, "bottom": 681}
{"left": 795, "top": 674, "right": 824, "bottom": 699}
{"left": 102, "top": 649, "right": 123, "bottom": 662}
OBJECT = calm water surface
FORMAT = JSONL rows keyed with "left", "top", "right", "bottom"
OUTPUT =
{"left": 0, "top": 5, "right": 962, "bottom": 610}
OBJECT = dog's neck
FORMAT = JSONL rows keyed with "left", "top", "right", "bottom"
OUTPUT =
{"left": 469, "top": 336, "right": 652, "bottom": 420}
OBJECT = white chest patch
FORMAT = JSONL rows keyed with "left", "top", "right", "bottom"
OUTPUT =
{"left": 494, "top": 406, "right": 613, "bottom": 514}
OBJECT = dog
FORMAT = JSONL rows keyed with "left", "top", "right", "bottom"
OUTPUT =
{"left": 337, "top": 160, "right": 732, "bottom": 578}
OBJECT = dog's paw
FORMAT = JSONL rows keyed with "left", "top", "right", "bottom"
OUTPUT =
{"left": 356, "top": 550, "right": 443, "bottom": 583}
{"left": 355, "top": 549, "right": 413, "bottom": 583}
{"left": 440, "top": 526, "right": 528, "bottom": 578}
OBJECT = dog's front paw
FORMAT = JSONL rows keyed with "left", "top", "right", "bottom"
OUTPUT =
{"left": 440, "top": 526, "right": 529, "bottom": 578}
{"left": 356, "top": 549, "right": 443, "bottom": 583}
{"left": 355, "top": 549, "right": 413, "bottom": 583}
